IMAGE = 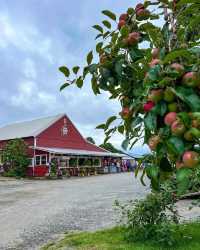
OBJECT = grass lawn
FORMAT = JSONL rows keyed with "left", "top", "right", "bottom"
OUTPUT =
{"left": 42, "top": 222, "right": 200, "bottom": 250}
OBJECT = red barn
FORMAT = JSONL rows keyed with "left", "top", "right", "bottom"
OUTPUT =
{"left": 0, "top": 114, "right": 123, "bottom": 177}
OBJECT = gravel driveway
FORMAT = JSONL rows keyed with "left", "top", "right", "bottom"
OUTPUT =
{"left": 0, "top": 173, "right": 149, "bottom": 250}
{"left": 0, "top": 173, "right": 200, "bottom": 250}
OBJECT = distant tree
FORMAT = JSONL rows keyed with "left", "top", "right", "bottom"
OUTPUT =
{"left": 99, "top": 142, "right": 122, "bottom": 154}
{"left": 2, "top": 138, "right": 29, "bottom": 177}
{"left": 86, "top": 137, "right": 96, "bottom": 144}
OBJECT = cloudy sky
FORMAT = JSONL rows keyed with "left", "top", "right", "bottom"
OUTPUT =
{"left": 0, "top": 0, "right": 150, "bottom": 153}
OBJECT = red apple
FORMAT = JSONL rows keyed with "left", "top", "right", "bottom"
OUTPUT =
{"left": 182, "top": 72, "right": 200, "bottom": 87}
{"left": 170, "top": 63, "right": 184, "bottom": 75}
{"left": 164, "top": 112, "right": 177, "bottom": 126}
{"left": 182, "top": 151, "right": 199, "bottom": 168}
{"left": 120, "top": 107, "right": 132, "bottom": 119}
{"left": 136, "top": 8, "right": 150, "bottom": 20}
{"left": 149, "top": 59, "right": 161, "bottom": 68}
{"left": 143, "top": 101, "right": 155, "bottom": 112}
{"left": 148, "top": 89, "right": 163, "bottom": 103}
{"left": 151, "top": 48, "right": 160, "bottom": 59}
{"left": 135, "top": 3, "right": 145, "bottom": 12}
{"left": 119, "top": 13, "right": 128, "bottom": 21}
{"left": 127, "top": 32, "right": 140, "bottom": 46}
{"left": 148, "top": 135, "right": 160, "bottom": 151}
{"left": 171, "top": 120, "right": 186, "bottom": 136}
{"left": 118, "top": 20, "right": 126, "bottom": 30}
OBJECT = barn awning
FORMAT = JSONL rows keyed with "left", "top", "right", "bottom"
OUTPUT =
{"left": 34, "top": 146, "right": 125, "bottom": 158}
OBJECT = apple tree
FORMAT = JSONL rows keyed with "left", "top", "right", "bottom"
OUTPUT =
{"left": 59, "top": 0, "right": 200, "bottom": 195}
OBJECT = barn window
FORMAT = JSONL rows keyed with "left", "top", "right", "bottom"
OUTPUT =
{"left": 35, "top": 155, "right": 47, "bottom": 166}
{"left": 41, "top": 155, "right": 47, "bottom": 165}
{"left": 35, "top": 156, "right": 41, "bottom": 166}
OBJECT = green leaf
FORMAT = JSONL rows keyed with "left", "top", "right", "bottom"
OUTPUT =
{"left": 102, "top": 10, "right": 116, "bottom": 21}
{"left": 96, "top": 42, "right": 103, "bottom": 53}
{"left": 102, "top": 20, "right": 111, "bottom": 29}
{"left": 178, "top": 0, "right": 199, "bottom": 5}
{"left": 122, "top": 138, "right": 129, "bottom": 150}
{"left": 127, "top": 8, "right": 135, "bottom": 15}
{"left": 144, "top": 112, "right": 157, "bottom": 131}
{"left": 153, "top": 101, "right": 167, "bottom": 116}
{"left": 129, "top": 48, "right": 144, "bottom": 62}
{"left": 120, "top": 25, "right": 129, "bottom": 38}
{"left": 72, "top": 66, "right": 80, "bottom": 74}
{"left": 59, "top": 66, "right": 70, "bottom": 77}
{"left": 60, "top": 82, "right": 70, "bottom": 91}
{"left": 167, "top": 137, "right": 185, "bottom": 155}
{"left": 96, "top": 124, "right": 105, "bottom": 130}
{"left": 176, "top": 168, "right": 193, "bottom": 195}
{"left": 95, "top": 33, "right": 103, "bottom": 40}
{"left": 163, "top": 49, "right": 191, "bottom": 64}
{"left": 178, "top": 112, "right": 191, "bottom": 127}
{"left": 76, "top": 77, "right": 83, "bottom": 88}
{"left": 91, "top": 77, "right": 100, "bottom": 95}
{"left": 172, "top": 87, "right": 200, "bottom": 112}
{"left": 92, "top": 25, "right": 103, "bottom": 33}
{"left": 104, "top": 135, "right": 111, "bottom": 144}
{"left": 87, "top": 51, "right": 93, "bottom": 65}
{"left": 115, "top": 60, "right": 124, "bottom": 76}
{"left": 118, "top": 125, "right": 124, "bottom": 134}
{"left": 147, "top": 65, "right": 161, "bottom": 81}
{"left": 111, "top": 32, "right": 119, "bottom": 44}
{"left": 88, "top": 64, "right": 98, "bottom": 74}
{"left": 105, "top": 116, "right": 117, "bottom": 130}
{"left": 140, "top": 168, "right": 147, "bottom": 186}
{"left": 146, "top": 165, "right": 160, "bottom": 190}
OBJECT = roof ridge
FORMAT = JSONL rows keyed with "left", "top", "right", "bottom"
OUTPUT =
{"left": 0, "top": 113, "right": 65, "bottom": 129}
{"left": 0, "top": 113, "right": 66, "bottom": 141}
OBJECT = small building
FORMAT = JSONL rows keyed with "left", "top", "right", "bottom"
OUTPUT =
{"left": 0, "top": 114, "right": 123, "bottom": 177}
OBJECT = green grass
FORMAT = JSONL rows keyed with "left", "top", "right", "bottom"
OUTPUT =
{"left": 42, "top": 222, "right": 200, "bottom": 250}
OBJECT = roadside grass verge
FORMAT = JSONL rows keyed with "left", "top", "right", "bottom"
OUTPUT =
{"left": 42, "top": 222, "right": 200, "bottom": 250}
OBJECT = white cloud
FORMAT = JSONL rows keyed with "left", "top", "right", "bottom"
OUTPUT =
{"left": 11, "top": 80, "right": 58, "bottom": 112}
{"left": 23, "top": 58, "right": 37, "bottom": 79}
{"left": 0, "top": 13, "right": 53, "bottom": 63}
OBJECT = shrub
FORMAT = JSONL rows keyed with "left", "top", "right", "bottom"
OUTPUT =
{"left": 2, "top": 138, "right": 29, "bottom": 178}
{"left": 115, "top": 183, "right": 180, "bottom": 247}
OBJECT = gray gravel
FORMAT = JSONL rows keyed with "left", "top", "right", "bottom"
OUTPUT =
{"left": 0, "top": 173, "right": 149, "bottom": 250}
{"left": 0, "top": 173, "right": 200, "bottom": 250}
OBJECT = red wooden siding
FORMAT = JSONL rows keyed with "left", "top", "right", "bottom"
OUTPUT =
{"left": 36, "top": 115, "right": 106, "bottom": 152}
{"left": 27, "top": 166, "right": 49, "bottom": 177}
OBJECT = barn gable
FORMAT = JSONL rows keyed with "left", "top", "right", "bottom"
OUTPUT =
{"left": 36, "top": 114, "right": 106, "bottom": 153}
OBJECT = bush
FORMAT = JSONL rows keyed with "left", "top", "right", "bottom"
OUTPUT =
{"left": 115, "top": 183, "right": 180, "bottom": 247}
{"left": 2, "top": 139, "right": 29, "bottom": 178}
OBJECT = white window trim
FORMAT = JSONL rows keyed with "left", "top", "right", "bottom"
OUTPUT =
{"left": 35, "top": 155, "right": 48, "bottom": 166}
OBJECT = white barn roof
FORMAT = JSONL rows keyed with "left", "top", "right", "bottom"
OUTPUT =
{"left": 0, "top": 114, "right": 64, "bottom": 141}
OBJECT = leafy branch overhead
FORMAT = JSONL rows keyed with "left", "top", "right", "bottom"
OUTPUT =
{"left": 59, "top": 0, "right": 200, "bottom": 195}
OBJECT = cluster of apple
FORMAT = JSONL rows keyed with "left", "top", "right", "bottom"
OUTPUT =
{"left": 120, "top": 44, "right": 200, "bottom": 169}
{"left": 117, "top": 4, "right": 150, "bottom": 47}
{"left": 145, "top": 49, "right": 200, "bottom": 169}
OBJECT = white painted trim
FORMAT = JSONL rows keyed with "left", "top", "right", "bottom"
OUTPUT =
{"left": 35, "top": 154, "right": 48, "bottom": 166}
